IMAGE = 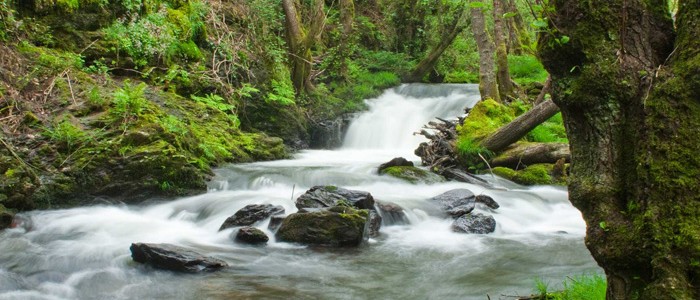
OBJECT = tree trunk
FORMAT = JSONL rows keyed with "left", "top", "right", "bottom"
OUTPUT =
{"left": 337, "top": 0, "right": 355, "bottom": 81}
{"left": 490, "top": 142, "right": 570, "bottom": 169}
{"left": 539, "top": 0, "right": 699, "bottom": 298}
{"left": 504, "top": 0, "right": 530, "bottom": 54}
{"left": 405, "top": 8, "right": 465, "bottom": 83}
{"left": 469, "top": 2, "right": 500, "bottom": 102}
{"left": 281, "top": 0, "right": 324, "bottom": 94}
{"left": 480, "top": 99, "right": 559, "bottom": 152}
{"left": 493, "top": 0, "right": 514, "bottom": 100}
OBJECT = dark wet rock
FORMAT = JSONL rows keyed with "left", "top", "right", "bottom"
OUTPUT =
{"left": 309, "top": 116, "right": 352, "bottom": 149}
{"left": 234, "top": 226, "right": 269, "bottom": 245}
{"left": 276, "top": 206, "right": 369, "bottom": 247}
{"left": 130, "top": 243, "right": 227, "bottom": 273}
{"left": 379, "top": 166, "right": 445, "bottom": 184}
{"left": 267, "top": 215, "right": 286, "bottom": 233}
{"left": 451, "top": 213, "right": 496, "bottom": 234}
{"left": 376, "top": 201, "right": 410, "bottom": 225}
{"left": 438, "top": 167, "right": 492, "bottom": 187}
{"left": 475, "top": 194, "right": 500, "bottom": 209}
{"left": 295, "top": 186, "right": 374, "bottom": 210}
{"left": 368, "top": 210, "right": 382, "bottom": 237}
{"left": 219, "top": 204, "right": 285, "bottom": 231}
{"left": 0, "top": 205, "right": 14, "bottom": 230}
{"left": 378, "top": 157, "right": 414, "bottom": 173}
{"left": 430, "top": 189, "right": 476, "bottom": 218}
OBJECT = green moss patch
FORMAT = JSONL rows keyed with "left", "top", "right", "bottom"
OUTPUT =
{"left": 493, "top": 163, "right": 567, "bottom": 186}
{"left": 379, "top": 166, "right": 444, "bottom": 184}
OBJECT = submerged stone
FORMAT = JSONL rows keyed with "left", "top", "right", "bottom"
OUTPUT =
{"left": 234, "top": 226, "right": 269, "bottom": 245}
{"left": 219, "top": 204, "right": 285, "bottom": 231}
{"left": 451, "top": 213, "right": 496, "bottom": 234}
{"left": 378, "top": 157, "right": 414, "bottom": 173}
{"left": 379, "top": 166, "right": 445, "bottom": 184}
{"left": 475, "top": 195, "right": 500, "bottom": 209}
{"left": 376, "top": 201, "right": 410, "bottom": 225}
{"left": 130, "top": 243, "right": 227, "bottom": 273}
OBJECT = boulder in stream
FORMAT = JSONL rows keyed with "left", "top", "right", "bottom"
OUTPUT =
{"left": 378, "top": 157, "right": 414, "bottom": 173}
{"left": 295, "top": 186, "right": 374, "bottom": 210}
{"left": 267, "top": 215, "right": 286, "bottom": 233}
{"left": 276, "top": 206, "right": 369, "bottom": 247}
{"left": 130, "top": 243, "right": 228, "bottom": 273}
{"left": 0, "top": 205, "right": 14, "bottom": 230}
{"left": 379, "top": 166, "right": 445, "bottom": 184}
{"left": 368, "top": 210, "right": 382, "bottom": 237}
{"left": 451, "top": 213, "right": 496, "bottom": 234}
{"left": 219, "top": 204, "right": 285, "bottom": 231}
{"left": 429, "top": 189, "right": 476, "bottom": 218}
{"left": 235, "top": 226, "right": 269, "bottom": 245}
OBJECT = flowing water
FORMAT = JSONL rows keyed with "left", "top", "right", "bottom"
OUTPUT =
{"left": 0, "top": 84, "right": 601, "bottom": 300}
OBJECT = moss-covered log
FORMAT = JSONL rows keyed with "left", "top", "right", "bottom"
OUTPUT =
{"left": 539, "top": 0, "right": 699, "bottom": 298}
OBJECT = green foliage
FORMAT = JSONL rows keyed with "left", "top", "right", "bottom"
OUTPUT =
{"left": 191, "top": 93, "right": 240, "bottom": 127}
{"left": 267, "top": 79, "right": 296, "bottom": 106}
{"left": 111, "top": 80, "right": 150, "bottom": 125}
{"left": 526, "top": 113, "right": 568, "bottom": 143}
{"left": 530, "top": 274, "right": 606, "bottom": 300}
{"left": 493, "top": 164, "right": 562, "bottom": 185}
{"left": 444, "top": 71, "right": 478, "bottom": 83}
{"left": 508, "top": 55, "right": 549, "bottom": 85}
{"left": 43, "top": 119, "right": 89, "bottom": 151}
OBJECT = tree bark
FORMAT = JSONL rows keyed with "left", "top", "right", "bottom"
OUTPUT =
{"left": 480, "top": 99, "right": 559, "bottom": 152}
{"left": 504, "top": 0, "right": 530, "bottom": 54}
{"left": 281, "top": 0, "right": 325, "bottom": 94}
{"left": 539, "top": 0, "right": 699, "bottom": 298}
{"left": 469, "top": 1, "right": 500, "bottom": 102}
{"left": 405, "top": 8, "right": 466, "bottom": 82}
{"left": 337, "top": 0, "right": 355, "bottom": 81}
{"left": 493, "top": 0, "right": 514, "bottom": 99}
{"left": 490, "top": 142, "right": 570, "bottom": 169}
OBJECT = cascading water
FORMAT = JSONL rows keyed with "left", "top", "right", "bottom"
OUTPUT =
{"left": 0, "top": 84, "right": 601, "bottom": 300}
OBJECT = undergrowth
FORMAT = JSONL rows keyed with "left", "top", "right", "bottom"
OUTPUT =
{"left": 532, "top": 274, "right": 606, "bottom": 300}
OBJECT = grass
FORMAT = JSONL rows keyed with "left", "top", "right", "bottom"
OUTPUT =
{"left": 532, "top": 274, "right": 606, "bottom": 300}
{"left": 508, "top": 55, "right": 549, "bottom": 86}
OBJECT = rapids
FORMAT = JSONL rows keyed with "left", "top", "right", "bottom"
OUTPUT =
{"left": 0, "top": 84, "right": 601, "bottom": 299}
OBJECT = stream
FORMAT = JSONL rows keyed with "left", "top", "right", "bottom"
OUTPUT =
{"left": 0, "top": 84, "right": 601, "bottom": 299}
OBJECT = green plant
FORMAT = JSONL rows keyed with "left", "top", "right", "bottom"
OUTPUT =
{"left": 266, "top": 79, "right": 296, "bottom": 105}
{"left": 190, "top": 93, "right": 240, "bottom": 127}
{"left": 444, "top": 71, "right": 478, "bottom": 83}
{"left": 531, "top": 274, "right": 606, "bottom": 300}
{"left": 508, "top": 55, "right": 549, "bottom": 85}
{"left": 44, "top": 119, "right": 88, "bottom": 151}
{"left": 111, "top": 80, "right": 149, "bottom": 125}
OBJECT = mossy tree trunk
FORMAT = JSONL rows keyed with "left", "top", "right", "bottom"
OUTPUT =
{"left": 504, "top": 0, "right": 530, "bottom": 54}
{"left": 469, "top": 1, "right": 500, "bottom": 102}
{"left": 337, "top": 0, "right": 355, "bottom": 81}
{"left": 282, "top": 0, "right": 325, "bottom": 94}
{"left": 539, "top": 0, "right": 700, "bottom": 298}
{"left": 493, "top": 0, "right": 514, "bottom": 100}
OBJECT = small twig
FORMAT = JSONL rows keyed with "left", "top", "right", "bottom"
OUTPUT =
{"left": 66, "top": 73, "right": 77, "bottom": 105}
{"left": 478, "top": 153, "right": 495, "bottom": 178}
{"left": 291, "top": 184, "right": 296, "bottom": 202}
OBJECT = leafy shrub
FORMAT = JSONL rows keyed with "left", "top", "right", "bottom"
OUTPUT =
{"left": 44, "top": 119, "right": 88, "bottom": 151}
{"left": 444, "top": 71, "right": 478, "bottom": 83}
{"left": 111, "top": 80, "right": 149, "bottom": 125}
{"left": 191, "top": 93, "right": 240, "bottom": 127}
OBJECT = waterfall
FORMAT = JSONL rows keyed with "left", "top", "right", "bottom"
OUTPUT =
{"left": 342, "top": 84, "right": 480, "bottom": 151}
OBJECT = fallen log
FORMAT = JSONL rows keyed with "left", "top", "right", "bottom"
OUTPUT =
{"left": 480, "top": 99, "right": 559, "bottom": 152}
{"left": 490, "top": 142, "right": 570, "bottom": 169}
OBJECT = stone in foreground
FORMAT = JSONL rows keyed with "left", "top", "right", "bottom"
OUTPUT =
{"left": 276, "top": 206, "right": 369, "bottom": 247}
{"left": 130, "top": 243, "right": 227, "bottom": 273}
{"left": 451, "top": 213, "right": 496, "bottom": 234}
{"left": 219, "top": 204, "right": 285, "bottom": 231}
{"left": 235, "top": 226, "right": 269, "bottom": 245}
{"left": 475, "top": 194, "right": 500, "bottom": 209}
{"left": 295, "top": 186, "right": 374, "bottom": 210}
{"left": 430, "top": 189, "right": 476, "bottom": 218}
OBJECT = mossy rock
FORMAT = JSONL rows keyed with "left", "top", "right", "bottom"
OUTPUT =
{"left": 492, "top": 164, "right": 567, "bottom": 186}
{"left": 276, "top": 206, "right": 370, "bottom": 247}
{"left": 379, "top": 166, "right": 445, "bottom": 184}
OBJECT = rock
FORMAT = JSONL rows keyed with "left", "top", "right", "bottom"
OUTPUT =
{"left": 438, "top": 167, "right": 492, "bottom": 187}
{"left": 379, "top": 166, "right": 445, "bottom": 184}
{"left": 378, "top": 157, "right": 414, "bottom": 173}
{"left": 376, "top": 201, "right": 410, "bottom": 225}
{"left": 276, "top": 206, "right": 369, "bottom": 247}
{"left": 267, "top": 215, "right": 286, "bottom": 233}
{"left": 430, "top": 189, "right": 476, "bottom": 218}
{"left": 234, "top": 226, "right": 269, "bottom": 245}
{"left": 451, "top": 213, "right": 496, "bottom": 234}
{"left": 130, "top": 243, "right": 227, "bottom": 273}
{"left": 475, "top": 194, "right": 500, "bottom": 209}
{"left": 368, "top": 210, "right": 382, "bottom": 237}
{"left": 295, "top": 186, "right": 374, "bottom": 210}
{"left": 0, "top": 205, "right": 14, "bottom": 230}
{"left": 219, "top": 204, "right": 285, "bottom": 231}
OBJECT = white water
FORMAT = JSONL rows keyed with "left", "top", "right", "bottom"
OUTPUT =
{"left": 0, "top": 84, "right": 600, "bottom": 300}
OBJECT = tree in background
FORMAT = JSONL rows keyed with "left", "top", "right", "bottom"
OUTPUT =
{"left": 492, "top": 0, "right": 514, "bottom": 100}
{"left": 539, "top": 0, "right": 699, "bottom": 298}
{"left": 469, "top": 0, "right": 500, "bottom": 102}
{"left": 282, "top": 0, "right": 325, "bottom": 94}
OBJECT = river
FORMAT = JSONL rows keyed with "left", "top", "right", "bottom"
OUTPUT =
{"left": 0, "top": 84, "right": 601, "bottom": 299}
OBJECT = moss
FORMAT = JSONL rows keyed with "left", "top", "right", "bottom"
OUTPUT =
{"left": 493, "top": 164, "right": 566, "bottom": 186}
{"left": 276, "top": 207, "right": 369, "bottom": 247}
{"left": 379, "top": 166, "right": 444, "bottom": 184}
{"left": 0, "top": 204, "right": 14, "bottom": 230}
